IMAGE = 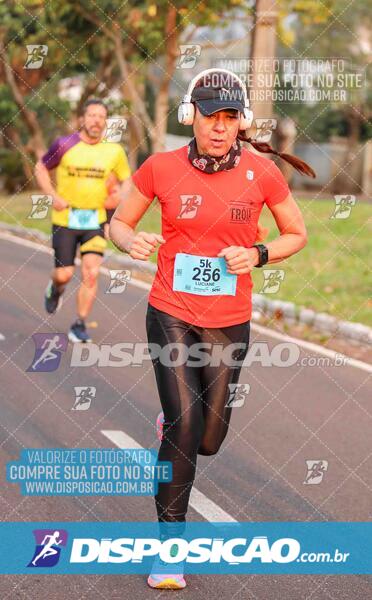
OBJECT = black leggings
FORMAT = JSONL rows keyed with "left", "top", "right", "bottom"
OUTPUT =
{"left": 146, "top": 303, "right": 250, "bottom": 523}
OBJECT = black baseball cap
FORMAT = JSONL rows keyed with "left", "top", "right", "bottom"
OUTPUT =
{"left": 191, "top": 84, "right": 245, "bottom": 116}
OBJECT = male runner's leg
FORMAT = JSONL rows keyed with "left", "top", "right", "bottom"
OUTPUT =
{"left": 68, "top": 227, "right": 106, "bottom": 343}
{"left": 78, "top": 252, "right": 103, "bottom": 319}
{"left": 45, "top": 225, "right": 76, "bottom": 314}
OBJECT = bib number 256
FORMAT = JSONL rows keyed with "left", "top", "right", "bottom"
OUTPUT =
{"left": 192, "top": 259, "right": 221, "bottom": 283}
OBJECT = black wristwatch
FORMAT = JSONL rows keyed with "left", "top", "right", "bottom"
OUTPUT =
{"left": 252, "top": 244, "right": 269, "bottom": 268}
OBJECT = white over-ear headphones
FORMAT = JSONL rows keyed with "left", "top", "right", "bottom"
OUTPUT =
{"left": 177, "top": 68, "right": 253, "bottom": 130}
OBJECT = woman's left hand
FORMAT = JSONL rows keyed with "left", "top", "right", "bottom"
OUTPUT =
{"left": 217, "top": 245, "right": 259, "bottom": 274}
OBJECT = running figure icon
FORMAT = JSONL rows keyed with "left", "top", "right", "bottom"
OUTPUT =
{"left": 303, "top": 460, "right": 329, "bottom": 485}
{"left": 72, "top": 386, "right": 96, "bottom": 410}
{"left": 31, "top": 531, "right": 63, "bottom": 566}
{"left": 31, "top": 335, "right": 63, "bottom": 371}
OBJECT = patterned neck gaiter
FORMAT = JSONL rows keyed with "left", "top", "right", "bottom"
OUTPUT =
{"left": 187, "top": 137, "right": 242, "bottom": 173}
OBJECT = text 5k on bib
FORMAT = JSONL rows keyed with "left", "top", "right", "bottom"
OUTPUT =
{"left": 173, "top": 253, "right": 237, "bottom": 296}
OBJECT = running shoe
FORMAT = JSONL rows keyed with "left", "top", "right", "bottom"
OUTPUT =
{"left": 68, "top": 319, "right": 92, "bottom": 343}
{"left": 44, "top": 280, "right": 63, "bottom": 314}
{"left": 147, "top": 549, "right": 186, "bottom": 590}
{"left": 147, "top": 572, "right": 186, "bottom": 590}
{"left": 156, "top": 411, "right": 165, "bottom": 442}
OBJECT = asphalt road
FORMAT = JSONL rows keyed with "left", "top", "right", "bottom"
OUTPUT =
{"left": 0, "top": 234, "right": 371, "bottom": 599}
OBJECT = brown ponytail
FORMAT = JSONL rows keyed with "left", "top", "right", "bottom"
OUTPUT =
{"left": 238, "top": 132, "right": 316, "bottom": 178}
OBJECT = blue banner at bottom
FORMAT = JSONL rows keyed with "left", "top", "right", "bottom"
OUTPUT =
{"left": 0, "top": 522, "right": 370, "bottom": 574}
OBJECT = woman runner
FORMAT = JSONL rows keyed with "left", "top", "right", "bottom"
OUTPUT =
{"left": 110, "top": 68, "right": 315, "bottom": 590}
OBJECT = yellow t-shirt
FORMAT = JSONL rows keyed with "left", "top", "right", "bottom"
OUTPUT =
{"left": 41, "top": 132, "right": 131, "bottom": 226}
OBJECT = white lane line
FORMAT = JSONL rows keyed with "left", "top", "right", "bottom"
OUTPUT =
{"left": 0, "top": 231, "right": 53, "bottom": 253}
{"left": 0, "top": 231, "right": 152, "bottom": 290}
{"left": 1, "top": 231, "right": 371, "bottom": 373}
{"left": 101, "top": 429, "right": 143, "bottom": 449}
{"left": 101, "top": 429, "right": 237, "bottom": 523}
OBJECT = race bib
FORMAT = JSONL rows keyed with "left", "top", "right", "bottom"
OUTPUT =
{"left": 173, "top": 253, "right": 237, "bottom": 296}
{"left": 68, "top": 209, "right": 99, "bottom": 230}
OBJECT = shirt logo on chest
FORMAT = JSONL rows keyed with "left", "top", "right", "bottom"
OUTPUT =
{"left": 230, "top": 202, "right": 252, "bottom": 223}
{"left": 177, "top": 195, "right": 202, "bottom": 219}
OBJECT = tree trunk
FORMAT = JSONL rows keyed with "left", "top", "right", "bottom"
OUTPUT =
{"left": 74, "top": 5, "right": 178, "bottom": 156}
{"left": 153, "top": 4, "right": 178, "bottom": 152}
{"left": 2, "top": 125, "right": 34, "bottom": 187}
{"left": 152, "top": 7, "right": 178, "bottom": 153}
{"left": 152, "top": 82, "right": 170, "bottom": 153}
{"left": 276, "top": 117, "right": 297, "bottom": 183}
{"left": 127, "top": 115, "right": 144, "bottom": 170}
{"left": 333, "top": 106, "right": 363, "bottom": 193}
{"left": 115, "top": 35, "right": 157, "bottom": 146}
{"left": 0, "top": 36, "right": 46, "bottom": 159}
{"left": 249, "top": 0, "right": 278, "bottom": 120}
{"left": 77, "top": 52, "right": 114, "bottom": 115}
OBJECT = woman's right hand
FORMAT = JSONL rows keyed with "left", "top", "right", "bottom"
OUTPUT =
{"left": 53, "top": 195, "right": 69, "bottom": 211}
{"left": 128, "top": 231, "right": 165, "bottom": 261}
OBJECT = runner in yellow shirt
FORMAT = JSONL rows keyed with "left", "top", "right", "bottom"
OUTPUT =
{"left": 34, "top": 99, "right": 131, "bottom": 342}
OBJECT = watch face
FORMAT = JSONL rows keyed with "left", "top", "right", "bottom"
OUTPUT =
{"left": 262, "top": 245, "right": 268, "bottom": 265}
{"left": 256, "top": 244, "right": 268, "bottom": 267}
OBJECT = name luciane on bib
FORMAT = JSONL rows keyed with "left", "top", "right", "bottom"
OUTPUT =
{"left": 173, "top": 253, "right": 237, "bottom": 296}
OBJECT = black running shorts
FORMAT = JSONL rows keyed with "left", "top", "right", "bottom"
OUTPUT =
{"left": 51, "top": 224, "right": 107, "bottom": 268}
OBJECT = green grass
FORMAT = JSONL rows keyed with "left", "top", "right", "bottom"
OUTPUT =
{"left": 1, "top": 192, "right": 370, "bottom": 325}
{"left": 255, "top": 199, "right": 371, "bottom": 325}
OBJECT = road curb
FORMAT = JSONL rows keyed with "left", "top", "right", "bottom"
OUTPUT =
{"left": 252, "top": 296, "right": 371, "bottom": 345}
{"left": 1, "top": 221, "right": 371, "bottom": 346}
